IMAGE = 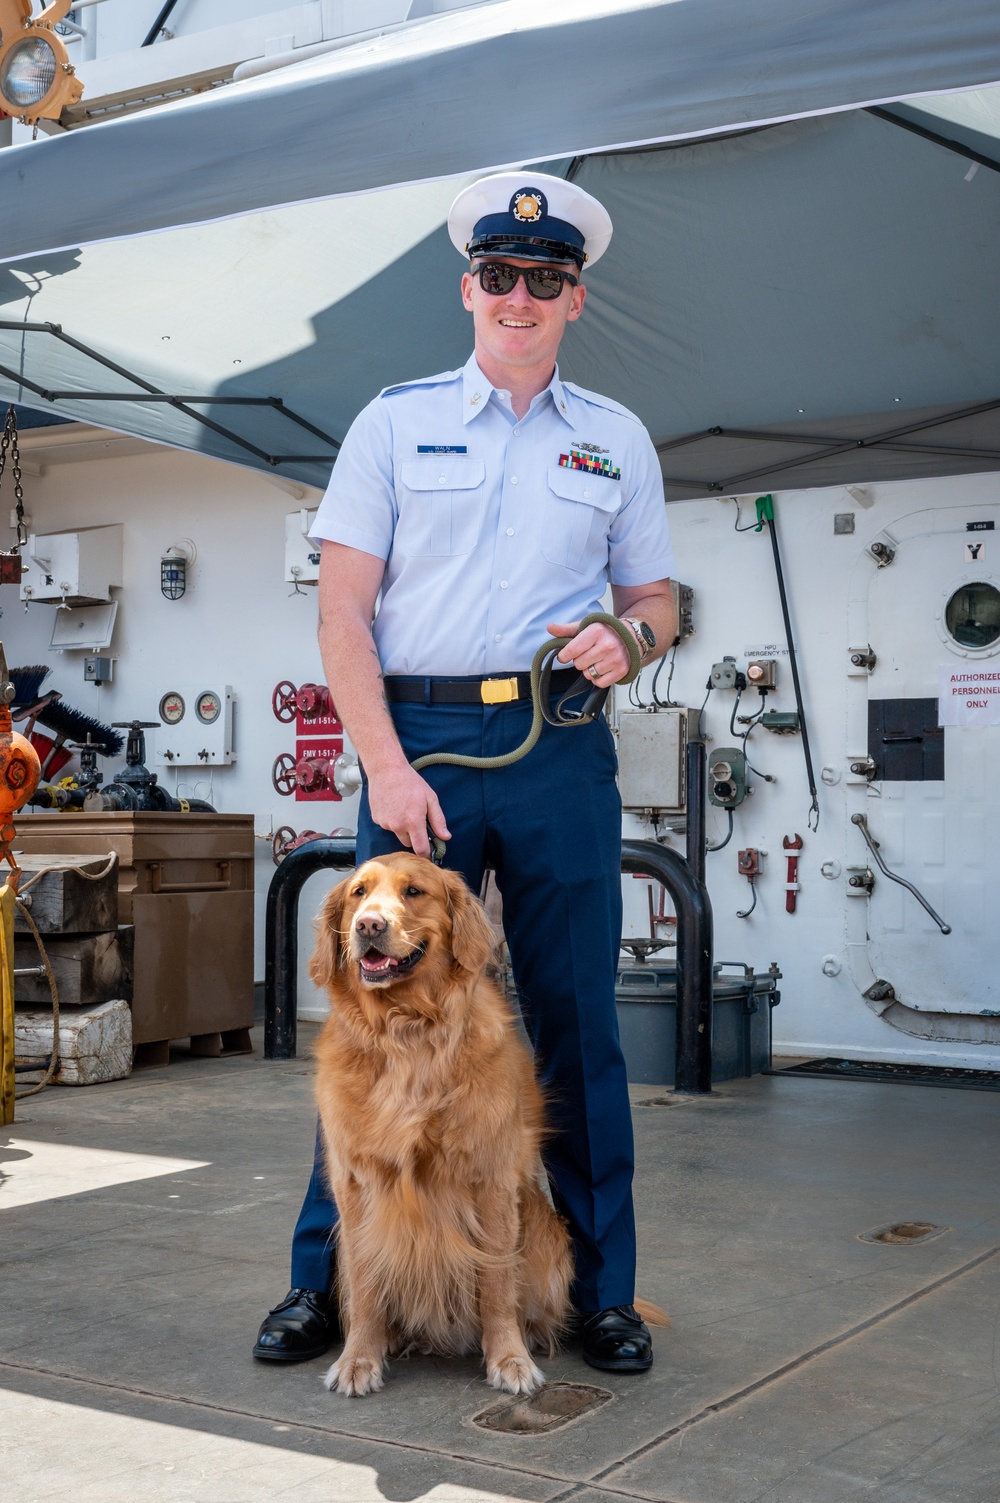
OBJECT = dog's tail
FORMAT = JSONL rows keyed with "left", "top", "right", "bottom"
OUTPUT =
{"left": 634, "top": 1297, "right": 670, "bottom": 1328}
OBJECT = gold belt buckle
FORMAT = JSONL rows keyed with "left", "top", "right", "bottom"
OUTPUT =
{"left": 480, "top": 676, "right": 519, "bottom": 704}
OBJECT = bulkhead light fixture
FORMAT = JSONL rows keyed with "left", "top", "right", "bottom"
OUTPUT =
{"left": 0, "top": 1, "right": 82, "bottom": 125}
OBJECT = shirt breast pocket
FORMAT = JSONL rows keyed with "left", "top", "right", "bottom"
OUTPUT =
{"left": 397, "top": 458, "right": 486, "bottom": 557}
{"left": 542, "top": 465, "right": 621, "bottom": 572}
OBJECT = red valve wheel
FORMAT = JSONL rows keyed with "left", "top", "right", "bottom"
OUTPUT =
{"left": 272, "top": 826, "right": 298, "bottom": 863}
{"left": 271, "top": 753, "right": 298, "bottom": 795}
{"left": 271, "top": 681, "right": 299, "bottom": 723}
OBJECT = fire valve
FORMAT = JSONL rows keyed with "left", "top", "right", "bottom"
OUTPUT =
{"left": 271, "top": 752, "right": 336, "bottom": 797}
{"left": 272, "top": 826, "right": 323, "bottom": 862}
{"left": 782, "top": 832, "right": 803, "bottom": 913}
{"left": 295, "top": 682, "right": 334, "bottom": 719}
{"left": 271, "top": 680, "right": 337, "bottom": 724}
{"left": 272, "top": 824, "right": 356, "bottom": 864}
{"left": 295, "top": 756, "right": 335, "bottom": 794}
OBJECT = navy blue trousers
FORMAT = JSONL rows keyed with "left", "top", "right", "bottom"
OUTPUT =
{"left": 289, "top": 696, "right": 636, "bottom": 1311}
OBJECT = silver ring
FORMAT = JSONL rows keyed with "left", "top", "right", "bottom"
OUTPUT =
{"left": 588, "top": 664, "right": 599, "bottom": 679}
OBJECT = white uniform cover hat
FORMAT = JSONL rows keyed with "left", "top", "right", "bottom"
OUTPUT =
{"left": 448, "top": 171, "right": 613, "bottom": 269}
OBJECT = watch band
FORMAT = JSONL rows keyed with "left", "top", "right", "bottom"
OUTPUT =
{"left": 623, "top": 617, "right": 655, "bottom": 659}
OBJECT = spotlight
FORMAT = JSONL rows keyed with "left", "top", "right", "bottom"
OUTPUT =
{"left": 0, "top": 2, "right": 83, "bottom": 125}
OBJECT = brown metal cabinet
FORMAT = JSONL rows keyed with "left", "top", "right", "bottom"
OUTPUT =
{"left": 15, "top": 813, "right": 255, "bottom": 1061}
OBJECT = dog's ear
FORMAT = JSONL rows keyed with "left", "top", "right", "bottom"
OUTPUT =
{"left": 308, "top": 874, "right": 353, "bottom": 987}
{"left": 443, "top": 870, "right": 497, "bottom": 975}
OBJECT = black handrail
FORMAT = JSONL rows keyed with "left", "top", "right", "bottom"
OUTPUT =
{"left": 265, "top": 836, "right": 714, "bottom": 1092}
{"left": 621, "top": 838, "right": 714, "bottom": 1094}
{"left": 263, "top": 837, "right": 357, "bottom": 1060}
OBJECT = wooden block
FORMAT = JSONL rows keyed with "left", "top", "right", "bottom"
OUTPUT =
{"left": 12, "top": 853, "right": 119, "bottom": 935}
{"left": 14, "top": 999, "right": 132, "bottom": 1086}
{"left": 14, "top": 927, "right": 133, "bottom": 1007}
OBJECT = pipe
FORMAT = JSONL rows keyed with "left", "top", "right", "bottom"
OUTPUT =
{"left": 684, "top": 737, "right": 706, "bottom": 887}
{"left": 264, "top": 836, "right": 357, "bottom": 1060}
{"left": 622, "top": 839, "right": 714, "bottom": 1094}
{"left": 142, "top": 0, "right": 179, "bottom": 47}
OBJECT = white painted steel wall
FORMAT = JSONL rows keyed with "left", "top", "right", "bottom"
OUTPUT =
{"left": 5, "top": 442, "right": 1000, "bottom": 1055}
{"left": 7, "top": 443, "right": 999, "bottom": 1058}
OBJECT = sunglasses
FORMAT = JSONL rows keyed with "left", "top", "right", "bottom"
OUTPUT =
{"left": 476, "top": 261, "right": 579, "bottom": 300}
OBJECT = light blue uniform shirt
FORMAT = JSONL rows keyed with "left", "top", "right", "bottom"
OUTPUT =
{"left": 310, "top": 353, "right": 676, "bottom": 676}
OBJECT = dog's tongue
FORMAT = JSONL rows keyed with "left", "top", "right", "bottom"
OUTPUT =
{"left": 362, "top": 948, "right": 393, "bottom": 972}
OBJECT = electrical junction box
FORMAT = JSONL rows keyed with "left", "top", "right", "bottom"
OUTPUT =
{"left": 285, "top": 509, "right": 320, "bottom": 586}
{"left": 83, "top": 656, "right": 114, "bottom": 686}
{"left": 710, "top": 657, "right": 739, "bottom": 690}
{"left": 617, "top": 709, "right": 697, "bottom": 811}
{"left": 708, "top": 746, "right": 748, "bottom": 808}
{"left": 745, "top": 657, "right": 777, "bottom": 689}
{"left": 21, "top": 525, "right": 123, "bottom": 606}
{"left": 153, "top": 685, "right": 236, "bottom": 767}
{"left": 670, "top": 580, "right": 695, "bottom": 638}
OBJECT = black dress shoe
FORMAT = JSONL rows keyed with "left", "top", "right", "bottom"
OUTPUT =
{"left": 580, "top": 1304, "right": 654, "bottom": 1373}
{"left": 253, "top": 1288, "right": 342, "bottom": 1363}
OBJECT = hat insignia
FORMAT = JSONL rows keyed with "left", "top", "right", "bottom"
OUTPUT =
{"left": 511, "top": 188, "right": 545, "bottom": 223}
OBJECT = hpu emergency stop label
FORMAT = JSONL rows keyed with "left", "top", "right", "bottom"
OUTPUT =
{"left": 938, "top": 666, "right": 1000, "bottom": 726}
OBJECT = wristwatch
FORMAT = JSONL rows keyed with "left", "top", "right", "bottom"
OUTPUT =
{"left": 623, "top": 617, "right": 656, "bottom": 660}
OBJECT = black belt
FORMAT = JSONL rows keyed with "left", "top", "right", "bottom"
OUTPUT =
{"left": 384, "top": 668, "right": 581, "bottom": 706}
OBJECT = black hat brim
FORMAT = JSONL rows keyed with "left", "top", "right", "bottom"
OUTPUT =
{"left": 467, "top": 233, "right": 585, "bottom": 268}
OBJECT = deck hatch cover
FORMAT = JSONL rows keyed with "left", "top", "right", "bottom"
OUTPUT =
{"left": 473, "top": 1381, "right": 613, "bottom": 1434}
{"left": 868, "top": 697, "right": 944, "bottom": 780}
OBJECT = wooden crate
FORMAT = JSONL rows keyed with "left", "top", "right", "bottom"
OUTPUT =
{"left": 14, "top": 814, "right": 254, "bottom": 1056}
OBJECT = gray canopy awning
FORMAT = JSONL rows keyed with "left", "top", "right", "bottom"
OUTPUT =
{"left": 1, "top": 0, "right": 999, "bottom": 498}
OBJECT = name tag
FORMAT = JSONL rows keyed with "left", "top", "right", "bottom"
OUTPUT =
{"left": 417, "top": 444, "right": 467, "bottom": 454}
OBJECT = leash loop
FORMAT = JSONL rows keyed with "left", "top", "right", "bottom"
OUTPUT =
{"left": 411, "top": 614, "right": 642, "bottom": 864}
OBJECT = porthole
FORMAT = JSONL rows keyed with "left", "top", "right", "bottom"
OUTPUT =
{"left": 944, "top": 582, "right": 1000, "bottom": 650}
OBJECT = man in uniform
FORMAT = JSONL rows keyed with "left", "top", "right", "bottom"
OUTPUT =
{"left": 254, "top": 172, "right": 678, "bottom": 1375}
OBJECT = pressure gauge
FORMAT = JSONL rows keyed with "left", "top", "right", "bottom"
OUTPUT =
{"left": 159, "top": 691, "right": 186, "bottom": 725}
{"left": 196, "top": 689, "right": 222, "bottom": 724}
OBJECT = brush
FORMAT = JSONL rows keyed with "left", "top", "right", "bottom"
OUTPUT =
{"left": 31, "top": 700, "right": 123, "bottom": 760}
{"left": 9, "top": 664, "right": 51, "bottom": 711}
{"left": 28, "top": 731, "right": 76, "bottom": 782}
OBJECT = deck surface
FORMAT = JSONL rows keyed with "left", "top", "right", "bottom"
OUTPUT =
{"left": 2, "top": 1022, "right": 999, "bottom": 1502}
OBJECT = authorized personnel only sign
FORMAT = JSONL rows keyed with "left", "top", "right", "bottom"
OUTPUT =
{"left": 938, "top": 665, "right": 1000, "bottom": 725}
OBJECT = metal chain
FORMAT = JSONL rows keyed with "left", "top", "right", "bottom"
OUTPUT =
{"left": 0, "top": 405, "right": 26, "bottom": 550}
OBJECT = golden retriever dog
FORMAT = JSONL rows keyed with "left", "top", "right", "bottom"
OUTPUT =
{"left": 309, "top": 852, "right": 574, "bottom": 1398}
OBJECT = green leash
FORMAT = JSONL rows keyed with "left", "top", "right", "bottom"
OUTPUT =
{"left": 410, "top": 613, "right": 642, "bottom": 862}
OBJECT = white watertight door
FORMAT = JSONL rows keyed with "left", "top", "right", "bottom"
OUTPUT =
{"left": 862, "top": 505, "right": 1000, "bottom": 1014}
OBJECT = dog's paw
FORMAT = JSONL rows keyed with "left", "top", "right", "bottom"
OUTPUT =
{"left": 323, "top": 1352, "right": 386, "bottom": 1397}
{"left": 487, "top": 1352, "right": 546, "bottom": 1395}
